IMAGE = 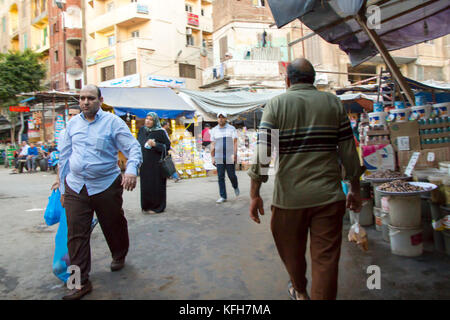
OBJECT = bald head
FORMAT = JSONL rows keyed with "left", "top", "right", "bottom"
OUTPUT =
{"left": 82, "top": 84, "right": 102, "bottom": 99}
{"left": 286, "top": 58, "right": 315, "bottom": 85}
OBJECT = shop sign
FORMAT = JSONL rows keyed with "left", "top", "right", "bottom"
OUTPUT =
{"left": 86, "top": 47, "right": 115, "bottom": 66}
{"left": 187, "top": 13, "right": 199, "bottom": 26}
{"left": 100, "top": 73, "right": 141, "bottom": 87}
{"left": 9, "top": 106, "right": 30, "bottom": 112}
{"left": 145, "top": 75, "right": 186, "bottom": 88}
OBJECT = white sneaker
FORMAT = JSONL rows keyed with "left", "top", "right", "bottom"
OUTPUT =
{"left": 216, "top": 197, "right": 227, "bottom": 203}
{"left": 234, "top": 187, "right": 240, "bottom": 197}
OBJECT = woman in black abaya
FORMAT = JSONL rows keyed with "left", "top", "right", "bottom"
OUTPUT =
{"left": 137, "top": 112, "right": 171, "bottom": 214}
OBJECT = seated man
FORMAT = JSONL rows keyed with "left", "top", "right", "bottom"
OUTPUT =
{"left": 26, "top": 142, "right": 39, "bottom": 172}
{"left": 13, "top": 141, "right": 30, "bottom": 173}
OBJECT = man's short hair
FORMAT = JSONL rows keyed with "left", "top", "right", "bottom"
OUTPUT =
{"left": 96, "top": 87, "right": 102, "bottom": 98}
{"left": 287, "top": 64, "right": 315, "bottom": 84}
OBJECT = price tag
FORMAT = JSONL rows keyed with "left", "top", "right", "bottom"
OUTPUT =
{"left": 397, "top": 136, "right": 410, "bottom": 151}
{"left": 404, "top": 152, "right": 420, "bottom": 176}
{"left": 427, "top": 152, "right": 435, "bottom": 162}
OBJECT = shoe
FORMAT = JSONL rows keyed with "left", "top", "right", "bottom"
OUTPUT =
{"left": 110, "top": 258, "right": 125, "bottom": 272}
{"left": 234, "top": 187, "right": 240, "bottom": 197}
{"left": 62, "top": 280, "right": 92, "bottom": 300}
{"left": 216, "top": 197, "right": 227, "bottom": 203}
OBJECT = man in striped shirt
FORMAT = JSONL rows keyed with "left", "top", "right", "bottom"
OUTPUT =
{"left": 248, "top": 58, "right": 363, "bottom": 300}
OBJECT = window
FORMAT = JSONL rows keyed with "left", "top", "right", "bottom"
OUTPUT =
{"left": 75, "top": 79, "right": 82, "bottom": 89}
{"left": 108, "top": 35, "right": 115, "bottom": 46}
{"left": 131, "top": 0, "right": 137, "bottom": 2}
{"left": 131, "top": 30, "right": 139, "bottom": 38}
{"left": 54, "top": 22, "right": 59, "bottom": 33}
{"left": 107, "top": 2, "right": 114, "bottom": 12}
{"left": 185, "top": 4, "right": 192, "bottom": 12}
{"left": 75, "top": 48, "right": 81, "bottom": 56}
{"left": 186, "top": 35, "right": 194, "bottom": 46}
{"left": 123, "top": 59, "right": 136, "bottom": 76}
{"left": 201, "top": 9, "right": 204, "bottom": 16}
{"left": 179, "top": 63, "right": 196, "bottom": 79}
{"left": 54, "top": 50, "right": 59, "bottom": 62}
{"left": 101, "top": 65, "right": 115, "bottom": 81}
{"left": 219, "top": 36, "right": 228, "bottom": 62}
{"left": 54, "top": 81, "right": 59, "bottom": 90}
{"left": 23, "top": 33, "right": 28, "bottom": 49}
{"left": 2, "top": 17, "right": 5, "bottom": 33}
{"left": 253, "top": 0, "right": 265, "bottom": 7}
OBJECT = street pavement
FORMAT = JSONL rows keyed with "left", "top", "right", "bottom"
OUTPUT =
{"left": 0, "top": 167, "right": 449, "bottom": 300}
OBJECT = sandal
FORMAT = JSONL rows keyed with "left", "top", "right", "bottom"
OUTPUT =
{"left": 288, "top": 281, "right": 310, "bottom": 300}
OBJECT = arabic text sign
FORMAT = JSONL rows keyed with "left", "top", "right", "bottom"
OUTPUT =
{"left": 9, "top": 106, "right": 30, "bottom": 112}
{"left": 187, "top": 13, "right": 199, "bottom": 26}
{"left": 100, "top": 74, "right": 141, "bottom": 87}
{"left": 145, "top": 75, "right": 186, "bottom": 88}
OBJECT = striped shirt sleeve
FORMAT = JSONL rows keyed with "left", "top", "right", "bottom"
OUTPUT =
{"left": 247, "top": 101, "right": 276, "bottom": 183}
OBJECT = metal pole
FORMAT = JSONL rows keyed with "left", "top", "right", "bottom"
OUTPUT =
{"left": 42, "top": 102, "right": 46, "bottom": 142}
{"left": 355, "top": 12, "right": 415, "bottom": 106}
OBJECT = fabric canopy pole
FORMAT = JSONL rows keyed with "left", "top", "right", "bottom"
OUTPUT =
{"left": 355, "top": 10, "right": 415, "bottom": 106}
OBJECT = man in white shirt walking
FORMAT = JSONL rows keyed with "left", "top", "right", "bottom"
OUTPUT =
{"left": 210, "top": 112, "right": 240, "bottom": 203}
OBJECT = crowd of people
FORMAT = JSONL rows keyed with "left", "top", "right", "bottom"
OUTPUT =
{"left": 7, "top": 140, "right": 58, "bottom": 174}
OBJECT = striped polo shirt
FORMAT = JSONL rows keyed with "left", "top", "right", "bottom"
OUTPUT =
{"left": 248, "top": 83, "right": 362, "bottom": 209}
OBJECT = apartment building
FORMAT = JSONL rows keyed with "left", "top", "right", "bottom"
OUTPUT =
{"left": 85, "top": 0, "right": 213, "bottom": 89}
{"left": 48, "top": 0, "right": 84, "bottom": 91}
{"left": 202, "top": 0, "right": 449, "bottom": 91}
{"left": 0, "top": 0, "right": 84, "bottom": 91}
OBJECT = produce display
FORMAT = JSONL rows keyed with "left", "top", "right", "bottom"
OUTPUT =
{"left": 368, "top": 170, "right": 407, "bottom": 179}
{"left": 378, "top": 180, "right": 424, "bottom": 193}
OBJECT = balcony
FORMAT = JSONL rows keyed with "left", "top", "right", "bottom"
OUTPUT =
{"left": 36, "top": 42, "right": 50, "bottom": 54}
{"left": 32, "top": 10, "right": 48, "bottom": 28}
{"left": 202, "top": 60, "right": 284, "bottom": 87}
{"left": 88, "top": 3, "right": 151, "bottom": 34}
{"left": 10, "top": 26, "right": 19, "bottom": 39}
{"left": 199, "top": 16, "right": 213, "bottom": 33}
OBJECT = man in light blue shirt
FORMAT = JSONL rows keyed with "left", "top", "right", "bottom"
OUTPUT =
{"left": 58, "top": 85, "right": 142, "bottom": 300}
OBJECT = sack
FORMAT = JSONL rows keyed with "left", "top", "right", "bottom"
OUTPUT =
{"left": 44, "top": 189, "right": 64, "bottom": 226}
{"left": 52, "top": 210, "right": 70, "bottom": 283}
{"left": 159, "top": 145, "right": 176, "bottom": 178}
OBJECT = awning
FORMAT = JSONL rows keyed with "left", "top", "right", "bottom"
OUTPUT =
{"left": 267, "top": 0, "right": 450, "bottom": 67}
{"left": 338, "top": 92, "right": 377, "bottom": 113}
{"left": 179, "top": 89, "right": 283, "bottom": 116}
{"left": 100, "top": 87, "right": 196, "bottom": 119}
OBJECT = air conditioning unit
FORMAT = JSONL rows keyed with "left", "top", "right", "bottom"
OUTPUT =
{"left": 186, "top": 28, "right": 192, "bottom": 35}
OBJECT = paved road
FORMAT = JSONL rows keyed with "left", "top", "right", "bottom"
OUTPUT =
{"left": 0, "top": 167, "right": 449, "bottom": 299}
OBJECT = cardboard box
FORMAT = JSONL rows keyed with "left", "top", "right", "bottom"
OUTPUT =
{"left": 398, "top": 147, "right": 450, "bottom": 172}
{"left": 388, "top": 121, "right": 421, "bottom": 151}
{"left": 362, "top": 144, "right": 396, "bottom": 171}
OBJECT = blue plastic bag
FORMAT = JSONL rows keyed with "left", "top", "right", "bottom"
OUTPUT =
{"left": 52, "top": 210, "right": 70, "bottom": 283}
{"left": 44, "top": 189, "right": 64, "bottom": 226}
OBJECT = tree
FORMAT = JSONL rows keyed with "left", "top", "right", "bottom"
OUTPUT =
{"left": 0, "top": 49, "right": 46, "bottom": 144}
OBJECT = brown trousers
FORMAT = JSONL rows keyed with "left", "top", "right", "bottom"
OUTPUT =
{"left": 271, "top": 200, "right": 346, "bottom": 300}
{"left": 63, "top": 175, "right": 129, "bottom": 284}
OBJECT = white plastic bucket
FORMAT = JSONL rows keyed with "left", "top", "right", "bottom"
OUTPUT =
{"left": 389, "top": 108, "right": 410, "bottom": 122}
{"left": 381, "top": 212, "right": 390, "bottom": 242}
{"left": 387, "top": 196, "right": 421, "bottom": 228}
{"left": 410, "top": 105, "right": 431, "bottom": 120}
{"left": 389, "top": 224, "right": 423, "bottom": 257}
{"left": 432, "top": 102, "right": 449, "bottom": 117}
{"left": 369, "top": 112, "right": 387, "bottom": 126}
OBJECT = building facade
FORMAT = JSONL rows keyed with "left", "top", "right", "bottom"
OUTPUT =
{"left": 0, "top": 0, "right": 85, "bottom": 91}
{"left": 201, "top": 0, "right": 449, "bottom": 91}
{"left": 85, "top": 0, "right": 213, "bottom": 89}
